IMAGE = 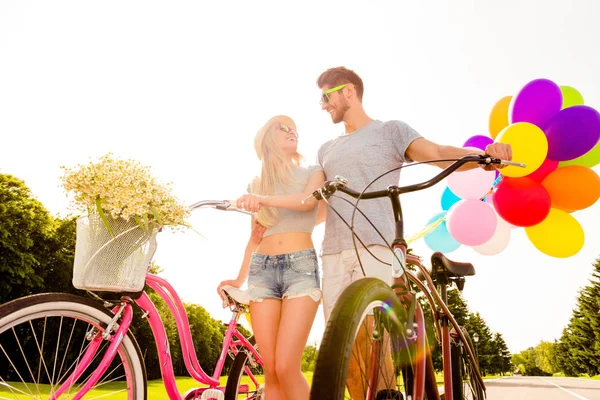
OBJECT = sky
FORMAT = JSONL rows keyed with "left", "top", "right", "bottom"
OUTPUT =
{"left": 1, "top": 1, "right": 599, "bottom": 354}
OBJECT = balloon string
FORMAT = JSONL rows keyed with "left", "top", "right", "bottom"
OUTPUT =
{"left": 408, "top": 176, "right": 502, "bottom": 245}
{"left": 407, "top": 216, "right": 446, "bottom": 245}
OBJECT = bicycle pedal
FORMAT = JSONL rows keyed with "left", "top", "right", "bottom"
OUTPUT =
{"left": 255, "top": 385, "right": 265, "bottom": 400}
{"left": 200, "top": 388, "right": 224, "bottom": 400}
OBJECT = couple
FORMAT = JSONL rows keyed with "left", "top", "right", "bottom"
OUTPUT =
{"left": 217, "top": 66, "right": 512, "bottom": 400}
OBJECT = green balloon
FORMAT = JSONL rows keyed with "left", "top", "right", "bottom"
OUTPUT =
{"left": 559, "top": 141, "right": 600, "bottom": 168}
{"left": 560, "top": 85, "right": 584, "bottom": 109}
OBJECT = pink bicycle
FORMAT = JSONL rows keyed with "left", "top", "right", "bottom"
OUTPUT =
{"left": 0, "top": 200, "right": 262, "bottom": 400}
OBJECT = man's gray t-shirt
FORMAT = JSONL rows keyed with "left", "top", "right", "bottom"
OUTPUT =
{"left": 317, "top": 120, "right": 422, "bottom": 255}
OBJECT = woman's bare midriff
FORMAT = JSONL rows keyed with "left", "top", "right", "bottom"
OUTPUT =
{"left": 255, "top": 232, "right": 315, "bottom": 255}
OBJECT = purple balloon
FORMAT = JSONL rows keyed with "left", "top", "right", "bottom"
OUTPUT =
{"left": 463, "top": 135, "right": 494, "bottom": 150}
{"left": 510, "top": 79, "right": 562, "bottom": 129}
{"left": 544, "top": 105, "right": 600, "bottom": 161}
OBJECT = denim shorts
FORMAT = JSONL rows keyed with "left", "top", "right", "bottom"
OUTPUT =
{"left": 247, "top": 249, "right": 322, "bottom": 302}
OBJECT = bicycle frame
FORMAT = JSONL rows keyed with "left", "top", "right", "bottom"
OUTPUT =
{"left": 50, "top": 200, "right": 262, "bottom": 399}
{"left": 53, "top": 272, "right": 263, "bottom": 399}
{"left": 387, "top": 246, "right": 485, "bottom": 400}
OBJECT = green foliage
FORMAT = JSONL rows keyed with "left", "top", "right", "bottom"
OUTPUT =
{"left": 552, "top": 258, "right": 600, "bottom": 377}
{"left": 0, "top": 174, "right": 53, "bottom": 302}
{"left": 419, "top": 285, "right": 513, "bottom": 375}
{"left": 0, "top": 173, "right": 252, "bottom": 382}
{"left": 302, "top": 344, "right": 318, "bottom": 372}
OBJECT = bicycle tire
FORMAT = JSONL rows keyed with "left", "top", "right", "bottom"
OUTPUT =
{"left": 224, "top": 335, "right": 262, "bottom": 400}
{"left": 310, "top": 278, "right": 411, "bottom": 400}
{"left": 0, "top": 292, "right": 147, "bottom": 399}
{"left": 451, "top": 327, "right": 485, "bottom": 400}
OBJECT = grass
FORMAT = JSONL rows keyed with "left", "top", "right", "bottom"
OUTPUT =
{"left": 0, "top": 371, "right": 550, "bottom": 399}
{"left": 0, "top": 374, "right": 311, "bottom": 399}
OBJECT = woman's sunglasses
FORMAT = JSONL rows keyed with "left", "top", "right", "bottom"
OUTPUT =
{"left": 279, "top": 123, "right": 298, "bottom": 138}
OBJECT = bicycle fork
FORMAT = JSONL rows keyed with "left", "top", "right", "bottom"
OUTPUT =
{"left": 50, "top": 300, "right": 134, "bottom": 400}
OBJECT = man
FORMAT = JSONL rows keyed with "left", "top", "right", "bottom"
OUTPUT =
{"left": 315, "top": 66, "right": 511, "bottom": 399}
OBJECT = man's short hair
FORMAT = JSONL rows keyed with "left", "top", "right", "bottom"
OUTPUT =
{"left": 317, "top": 66, "right": 364, "bottom": 101}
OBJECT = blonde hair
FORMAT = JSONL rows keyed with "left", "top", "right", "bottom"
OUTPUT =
{"left": 250, "top": 115, "right": 302, "bottom": 228}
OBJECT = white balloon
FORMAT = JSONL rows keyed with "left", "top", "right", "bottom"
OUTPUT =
{"left": 472, "top": 210, "right": 512, "bottom": 255}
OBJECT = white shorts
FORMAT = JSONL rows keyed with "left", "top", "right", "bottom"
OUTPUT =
{"left": 321, "top": 245, "right": 393, "bottom": 322}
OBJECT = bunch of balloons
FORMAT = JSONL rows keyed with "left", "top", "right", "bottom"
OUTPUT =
{"left": 424, "top": 78, "right": 600, "bottom": 258}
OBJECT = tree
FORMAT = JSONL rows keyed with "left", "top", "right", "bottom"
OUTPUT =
{"left": 302, "top": 343, "right": 318, "bottom": 372}
{"left": 0, "top": 174, "right": 61, "bottom": 303}
{"left": 465, "top": 312, "right": 494, "bottom": 376}
{"left": 490, "top": 333, "right": 512, "bottom": 375}
{"left": 553, "top": 258, "right": 600, "bottom": 377}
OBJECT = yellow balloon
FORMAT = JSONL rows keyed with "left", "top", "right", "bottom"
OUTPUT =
{"left": 525, "top": 209, "right": 584, "bottom": 258}
{"left": 495, "top": 122, "right": 548, "bottom": 177}
{"left": 489, "top": 96, "right": 512, "bottom": 139}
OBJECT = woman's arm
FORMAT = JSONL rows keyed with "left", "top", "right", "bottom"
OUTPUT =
{"left": 217, "top": 217, "right": 263, "bottom": 293}
{"left": 237, "top": 170, "right": 326, "bottom": 212}
{"left": 315, "top": 200, "right": 326, "bottom": 225}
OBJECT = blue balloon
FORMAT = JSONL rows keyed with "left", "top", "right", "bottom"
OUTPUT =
{"left": 441, "top": 187, "right": 461, "bottom": 211}
{"left": 424, "top": 211, "right": 461, "bottom": 253}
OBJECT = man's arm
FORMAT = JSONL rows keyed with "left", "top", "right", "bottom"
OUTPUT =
{"left": 405, "top": 138, "right": 512, "bottom": 170}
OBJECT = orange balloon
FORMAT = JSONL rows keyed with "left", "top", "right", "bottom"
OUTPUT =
{"left": 541, "top": 165, "right": 600, "bottom": 212}
{"left": 489, "top": 96, "right": 512, "bottom": 139}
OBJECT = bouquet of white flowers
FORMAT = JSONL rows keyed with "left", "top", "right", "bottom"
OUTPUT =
{"left": 62, "top": 153, "right": 190, "bottom": 292}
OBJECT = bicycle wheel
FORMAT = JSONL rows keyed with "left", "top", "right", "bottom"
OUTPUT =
{"left": 225, "top": 336, "right": 263, "bottom": 400}
{"left": 450, "top": 327, "right": 485, "bottom": 400}
{"left": 0, "top": 293, "right": 147, "bottom": 399}
{"left": 310, "top": 278, "right": 414, "bottom": 400}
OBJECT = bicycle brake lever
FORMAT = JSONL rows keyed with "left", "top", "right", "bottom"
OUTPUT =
{"left": 404, "top": 292, "right": 417, "bottom": 340}
{"left": 301, "top": 189, "right": 323, "bottom": 204}
{"left": 215, "top": 201, "right": 230, "bottom": 211}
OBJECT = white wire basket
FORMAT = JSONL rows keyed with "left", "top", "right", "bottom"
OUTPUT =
{"left": 72, "top": 213, "right": 159, "bottom": 292}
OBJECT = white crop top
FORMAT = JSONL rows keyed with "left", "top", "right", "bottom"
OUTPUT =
{"left": 250, "top": 165, "right": 322, "bottom": 237}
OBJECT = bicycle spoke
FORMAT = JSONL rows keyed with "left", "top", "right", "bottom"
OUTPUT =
{"left": 57, "top": 318, "right": 78, "bottom": 389}
{"left": 50, "top": 316, "right": 64, "bottom": 390}
{"left": 28, "top": 318, "right": 51, "bottom": 396}
{"left": 0, "top": 344, "right": 35, "bottom": 398}
{"left": 61, "top": 328, "right": 99, "bottom": 397}
{"left": 33, "top": 318, "right": 46, "bottom": 399}
{"left": 0, "top": 375, "right": 40, "bottom": 400}
{"left": 1, "top": 376, "right": 26, "bottom": 400}
{"left": 68, "top": 340, "right": 113, "bottom": 395}
{"left": 79, "top": 362, "right": 126, "bottom": 392}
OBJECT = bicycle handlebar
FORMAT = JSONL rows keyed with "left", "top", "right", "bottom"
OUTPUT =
{"left": 188, "top": 200, "right": 252, "bottom": 215}
{"left": 303, "top": 155, "right": 525, "bottom": 203}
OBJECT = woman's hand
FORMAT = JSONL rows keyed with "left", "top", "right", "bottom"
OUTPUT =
{"left": 236, "top": 194, "right": 267, "bottom": 212}
{"left": 250, "top": 219, "right": 266, "bottom": 244}
{"left": 217, "top": 278, "right": 244, "bottom": 299}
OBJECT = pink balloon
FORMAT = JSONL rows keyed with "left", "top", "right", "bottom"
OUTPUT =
{"left": 447, "top": 167, "right": 496, "bottom": 200}
{"left": 472, "top": 210, "right": 511, "bottom": 255}
{"left": 447, "top": 200, "right": 497, "bottom": 246}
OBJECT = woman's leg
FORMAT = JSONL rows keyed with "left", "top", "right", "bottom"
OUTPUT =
{"left": 250, "top": 299, "right": 284, "bottom": 400}
{"left": 275, "top": 296, "right": 319, "bottom": 400}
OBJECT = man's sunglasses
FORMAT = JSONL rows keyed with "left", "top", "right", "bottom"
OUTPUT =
{"left": 320, "top": 84, "right": 347, "bottom": 106}
{"left": 279, "top": 123, "right": 298, "bottom": 138}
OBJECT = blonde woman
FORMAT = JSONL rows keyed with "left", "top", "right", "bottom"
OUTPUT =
{"left": 217, "top": 115, "right": 325, "bottom": 400}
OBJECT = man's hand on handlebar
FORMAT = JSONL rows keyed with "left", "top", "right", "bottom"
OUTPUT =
{"left": 481, "top": 143, "right": 512, "bottom": 171}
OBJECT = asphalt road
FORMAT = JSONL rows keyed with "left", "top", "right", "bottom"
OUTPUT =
{"left": 483, "top": 376, "right": 600, "bottom": 399}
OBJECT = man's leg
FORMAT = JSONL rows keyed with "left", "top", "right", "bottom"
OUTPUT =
{"left": 321, "top": 251, "right": 351, "bottom": 324}
{"left": 348, "top": 246, "right": 399, "bottom": 397}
